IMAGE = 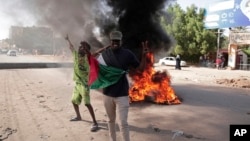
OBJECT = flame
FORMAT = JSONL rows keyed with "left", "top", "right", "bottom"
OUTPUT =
{"left": 129, "top": 52, "right": 181, "bottom": 104}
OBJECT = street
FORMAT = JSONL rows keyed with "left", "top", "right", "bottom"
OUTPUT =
{"left": 0, "top": 54, "right": 250, "bottom": 141}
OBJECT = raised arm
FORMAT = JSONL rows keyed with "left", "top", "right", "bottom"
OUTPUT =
{"left": 65, "top": 34, "right": 75, "bottom": 52}
{"left": 138, "top": 41, "right": 149, "bottom": 71}
{"left": 91, "top": 45, "right": 110, "bottom": 57}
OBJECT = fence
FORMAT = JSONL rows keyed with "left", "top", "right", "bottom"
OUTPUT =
{"left": 238, "top": 64, "right": 250, "bottom": 70}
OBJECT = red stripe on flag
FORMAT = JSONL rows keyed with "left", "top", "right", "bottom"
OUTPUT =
{"left": 87, "top": 55, "right": 99, "bottom": 86}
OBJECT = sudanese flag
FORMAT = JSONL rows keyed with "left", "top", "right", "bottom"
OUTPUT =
{"left": 87, "top": 55, "right": 126, "bottom": 89}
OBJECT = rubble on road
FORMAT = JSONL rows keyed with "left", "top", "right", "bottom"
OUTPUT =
{"left": 216, "top": 77, "right": 250, "bottom": 88}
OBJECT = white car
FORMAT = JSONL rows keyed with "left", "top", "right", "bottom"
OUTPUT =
{"left": 158, "top": 57, "right": 187, "bottom": 67}
{"left": 7, "top": 50, "right": 17, "bottom": 56}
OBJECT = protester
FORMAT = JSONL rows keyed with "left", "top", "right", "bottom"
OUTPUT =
{"left": 65, "top": 35, "right": 98, "bottom": 132}
{"left": 93, "top": 30, "right": 148, "bottom": 141}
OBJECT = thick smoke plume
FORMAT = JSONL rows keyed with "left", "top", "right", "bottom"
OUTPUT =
{"left": 5, "top": 0, "right": 172, "bottom": 55}
{"left": 21, "top": 0, "right": 107, "bottom": 48}
{"left": 107, "top": 0, "right": 172, "bottom": 56}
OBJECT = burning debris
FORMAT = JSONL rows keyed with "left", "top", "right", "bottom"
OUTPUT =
{"left": 129, "top": 51, "right": 181, "bottom": 105}
{"left": 7, "top": 0, "right": 178, "bottom": 103}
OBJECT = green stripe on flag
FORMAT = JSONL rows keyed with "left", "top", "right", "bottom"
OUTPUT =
{"left": 90, "top": 64, "right": 126, "bottom": 89}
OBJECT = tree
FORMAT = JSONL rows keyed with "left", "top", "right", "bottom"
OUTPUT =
{"left": 161, "top": 4, "right": 218, "bottom": 62}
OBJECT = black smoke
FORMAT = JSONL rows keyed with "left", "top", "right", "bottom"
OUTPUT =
{"left": 5, "top": 0, "right": 172, "bottom": 55}
{"left": 105, "top": 0, "right": 172, "bottom": 56}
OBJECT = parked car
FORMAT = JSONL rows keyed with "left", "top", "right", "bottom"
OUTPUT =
{"left": 7, "top": 50, "right": 17, "bottom": 56}
{"left": 158, "top": 56, "right": 187, "bottom": 67}
{"left": 0, "top": 48, "right": 8, "bottom": 54}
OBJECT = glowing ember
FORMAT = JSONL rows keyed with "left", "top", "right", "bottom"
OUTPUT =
{"left": 129, "top": 52, "right": 181, "bottom": 105}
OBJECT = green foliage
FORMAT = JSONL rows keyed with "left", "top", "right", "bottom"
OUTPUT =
{"left": 243, "top": 50, "right": 250, "bottom": 56}
{"left": 174, "top": 44, "right": 184, "bottom": 55}
{"left": 242, "top": 48, "right": 250, "bottom": 56}
{"left": 161, "top": 4, "right": 219, "bottom": 62}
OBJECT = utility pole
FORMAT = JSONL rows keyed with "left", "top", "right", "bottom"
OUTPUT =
{"left": 217, "top": 29, "right": 220, "bottom": 57}
{"left": 216, "top": 28, "right": 223, "bottom": 58}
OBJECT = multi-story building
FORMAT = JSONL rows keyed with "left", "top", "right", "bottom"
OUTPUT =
{"left": 9, "top": 26, "right": 54, "bottom": 54}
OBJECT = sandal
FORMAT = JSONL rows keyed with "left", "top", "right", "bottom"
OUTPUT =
{"left": 90, "top": 123, "right": 98, "bottom": 132}
{"left": 70, "top": 117, "right": 82, "bottom": 121}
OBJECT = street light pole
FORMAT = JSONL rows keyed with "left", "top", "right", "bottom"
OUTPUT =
{"left": 217, "top": 28, "right": 220, "bottom": 58}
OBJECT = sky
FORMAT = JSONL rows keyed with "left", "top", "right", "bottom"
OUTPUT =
{"left": 0, "top": 0, "right": 209, "bottom": 40}
{"left": 178, "top": 0, "right": 206, "bottom": 9}
{"left": 0, "top": 0, "right": 36, "bottom": 40}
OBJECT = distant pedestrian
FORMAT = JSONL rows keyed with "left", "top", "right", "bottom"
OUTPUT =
{"left": 199, "top": 55, "right": 203, "bottom": 67}
{"left": 220, "top": 56, "right": 225, "bottom": 69}
{"left": 175, "top": 54, "right": 181, "bottom": 70}
{"left": 216, "top": 57, "right": 222, "bottom": 69}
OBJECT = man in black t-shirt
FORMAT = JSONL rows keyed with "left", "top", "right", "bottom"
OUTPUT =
{"left": 98, "top": 30, "right": 148, "bottom": 141}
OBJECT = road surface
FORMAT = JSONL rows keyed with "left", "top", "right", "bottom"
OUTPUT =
{"left": 0, "top": 54, "right": 250, "bottom": 141}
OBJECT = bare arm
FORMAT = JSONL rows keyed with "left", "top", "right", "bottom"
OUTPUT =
{"left": 138, "top": 41, "right": 149, "bottom": 71}
{"left": 128, "top": 41, "right": 149, "bottom": 76}
{"left": 80, "top": 41, "right": 110, "bottom": 57}
{"left": 91, "top": 45, "right": 110, "bottom": 57}
{"left": 65, "top": 34, "right": 75, "bottom": 52}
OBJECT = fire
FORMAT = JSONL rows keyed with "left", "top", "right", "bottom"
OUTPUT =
{"left": 129, "top": 52, "right": 181, "bottom": 105}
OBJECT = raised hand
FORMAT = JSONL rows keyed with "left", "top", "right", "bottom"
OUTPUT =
{"left": 142, "top": 41, "right": 150, "bottom": 54}
{"left": 65, "top": 34, "right": 74, "bottom": 52}
{"left": 65, "top": 34, "right": 69, "bottom": 41}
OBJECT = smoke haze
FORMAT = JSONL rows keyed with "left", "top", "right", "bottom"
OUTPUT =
{"left": 1, "top": 0, "right": 172, "bottom": 55}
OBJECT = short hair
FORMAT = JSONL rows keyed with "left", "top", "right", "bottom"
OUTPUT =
{"left": 80, "top": 41, "right": 91, "bottom": 50}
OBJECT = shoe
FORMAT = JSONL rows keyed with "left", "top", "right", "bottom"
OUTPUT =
{"left": 70, "top": 117, "right": 82, "bottom": 121}
{"left": 90, "top": 123, "right": 98, "bottom": 132}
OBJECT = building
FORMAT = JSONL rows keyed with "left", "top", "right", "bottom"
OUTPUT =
{"left": 9, "top": 26, "right": 54, "bottom": 54}
{"left": 228, "top": 32, "right": 250, "bottom": 70}
{"left": 238, "top": 50, "right": 250, "bottom": 70}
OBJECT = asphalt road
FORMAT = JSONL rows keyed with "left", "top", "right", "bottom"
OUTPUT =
{"left": 0, "top": 54, "right": 250, "bottom": 141}
{"left": 0, "top": 54, "right": 73, "bottom": 69}
{"left": 0, "top": 54, "right": 53, "bottom": 63}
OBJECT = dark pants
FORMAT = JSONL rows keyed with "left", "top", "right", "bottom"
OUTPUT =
{"left": 175, "top": 59, "right": 181, "bottom": 70}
